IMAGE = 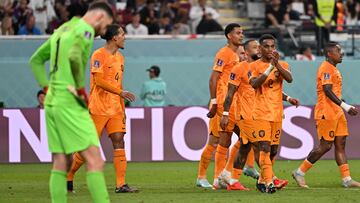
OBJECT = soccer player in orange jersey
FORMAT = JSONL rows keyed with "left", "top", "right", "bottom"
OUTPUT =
{"left": 196, "top": 23, "right": 243, "bottom": 189}
{"left": 67, "top": 24, "right": 139, "bottom": 193}
{"left": 292, "top": 42, "right": 360, "bottom": 188}
{"left": 219, "top": 39, "right": 299, "bottom": 190}
{"left": 249, "top": 34, "right": 293, "bottom": 193}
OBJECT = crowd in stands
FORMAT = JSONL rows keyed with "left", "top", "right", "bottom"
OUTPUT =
{"left": 0, "top": 0, "right": 224, "bottom": 35}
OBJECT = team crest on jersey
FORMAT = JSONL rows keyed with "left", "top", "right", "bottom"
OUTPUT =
{"left": 230, "top": 73, "right": 235, "bottom": 80}
{"left": 84, "top": 31, "right": 92, "bottom": 39}
{"left": 94, "top": 60, "right": 100, "bottom": 68}
{"left": 217, "top": 59, "right": 223, "bottom": 66}
{"left": 324, "top": 73, "right": 330, "bottom": 80}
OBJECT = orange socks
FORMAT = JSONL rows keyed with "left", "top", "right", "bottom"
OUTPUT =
{"left": 197, "top": 144, "right": 216, "bottom": 179}
{"left": 225, "top": 141, "right": 240, "bottom": 172}
{"left": 246, "top": 148, "right": 255, "bottom": 168}
{"left": 259, "top": 151, "right": 272, "bottom": 184}
{"left": 339, "top": 164, "right": 351, "bottom": 179}
{"left": 298, "top": 159, "right": 313, "bottom": 175}
{"left": 67, "top": 153, "right": 85, "bottom": 181}
{"left": 114, "top": 149, "right": 127, "bottom": 187}
{"left": 214, "top": 145, "right": 228, "bottom": 179}
{"left": 232, "top": 168, "right": 243, "bottom": 180}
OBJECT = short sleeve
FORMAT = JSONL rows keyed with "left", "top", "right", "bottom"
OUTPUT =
{"left": 320, "top": 68, "right": 334, "bottom": 86}
{"left": 228, "top": 64, "right": 242, "bottom": 87}
{"left": 212, "top": 51, "right": 228, "bottom": 73}
{"left": 90, "top": 51, "right": 105, "bottom": 73}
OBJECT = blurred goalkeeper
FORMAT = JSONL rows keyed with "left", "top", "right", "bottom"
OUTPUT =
{"left": 29, "top": 2, "right": 113, "bottom": 203}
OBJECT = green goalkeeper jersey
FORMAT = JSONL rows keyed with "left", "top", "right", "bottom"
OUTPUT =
{"left": 29, "top": 17, "right": 95, "bottom": 106}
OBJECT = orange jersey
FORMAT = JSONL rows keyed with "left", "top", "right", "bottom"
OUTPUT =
{"left": 89, "top": 47, "right": 125, "bottom": 116}
{"left": 229, "top": 61, "right": 255, "bottom": 120}
{"left": 250, "top": 60, "right": 290, "bottom": 122}
{"left": 212, "top": 45, "right": 239, "bottom": 113}
{"left": 314, "top": 61, "right": 344, "bottom": 120}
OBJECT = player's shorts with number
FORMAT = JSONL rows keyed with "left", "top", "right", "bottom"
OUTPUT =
{"left": 237, "top": 118, "right": 257, "bottom": 144}
{"left": 45, "top": 104, "right": 99, "bottom": 154}
{"left": 316, "top": 113, "right": 348, "bottom": 141}
{"left": 91, "top": 113, "right": 126, "bottom": 136}
{"left": 252, "top": 120, "right": 282, "bottom": 145}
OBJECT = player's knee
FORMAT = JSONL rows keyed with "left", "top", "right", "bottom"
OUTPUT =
{"left": 113, "top": 139, "right": 125, "bottom": 149}
{"left": 270, "top": 146, "right": 278, "bottom": 158}
{"left": 321, "top": 143, "right": 333, "bottom": 153}
{"left": 259, "top": 142, "right": 271, "bottom": 152}
{"left": 87, "top": 157, "right": 104, "bottom": 171}
{"left": 239, "top": 143, "right": 251, "bottom": 154}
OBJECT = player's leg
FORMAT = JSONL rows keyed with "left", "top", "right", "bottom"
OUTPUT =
{"left": 224, "top": 125, "right": 241, "bottom": 173}
{"left": 254, "top": 120, "right": 275, "bottom": 193}
{"left": 107, "top": 115, "right": 138, "bottom": 193}
{"left": 67, "top": 114, "right": 107, "bottom": 192}
{"left": 50, "top": 153, "right": 72, "bottom": 203}
{"left": 243, "top": 147, "right": 259, "bottom": 179}
{"left": 292, "top": 119, "right": 335, "bottom": 188}
{"left": 80, "top": 146, "right": 110, "bottom": 203}
{"left": 196, "top": 132, "right": 218, "bottom": 188}
{"left": 56, "top": 105, "right": 109, "bottom": 202}
{"left": 45, "top": 105, "right": 70, "bottom": 203}
{"left": 334, "top": 115, "right": 360, "bottom": 187}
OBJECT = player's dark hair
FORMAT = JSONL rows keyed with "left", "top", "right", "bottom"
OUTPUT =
{"left": 259, "top": 34, "right": 276, "bottom": 45}
{"left": 324, "top": 41, "right": 339, "bottom": 57}
{"left": 299, "top": 45, "right": 311, "bottom": 54}
{"left": 243, "top": 39, "right": 257, "bottom": 51}
{"left": 88, "top": 1, "right": 114, "bottom": 19}
{"left": 101, "top": 24, "right": 122, "bottom": 41}
{"left": 37, "top": 90, "right": 45, "bottom": 98}
{"left": 224, "top": 23, "right": 241, "bottom": 39}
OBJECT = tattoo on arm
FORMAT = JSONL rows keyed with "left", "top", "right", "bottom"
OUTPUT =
{"left": 323, "top": 84, "right": 342, "bottom": 106}
{"left": 223, "top": 84, "right": 238, "bottom": 112}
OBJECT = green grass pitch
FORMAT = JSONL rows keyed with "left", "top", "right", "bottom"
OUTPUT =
{"left": 1, "top": 160, "right": 360, "bottom": 203}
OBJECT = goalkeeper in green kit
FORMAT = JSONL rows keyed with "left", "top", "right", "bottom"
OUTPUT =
{"left": 29, "top": 2, "right": 114, "bottom": 203}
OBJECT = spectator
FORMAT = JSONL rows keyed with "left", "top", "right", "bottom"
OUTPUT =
{"left": 13, "top": 0, "right": 33, "bottom": 34}
{"left": 140, "top": 0, "right": 160, "bottom": 34}
{"left": 18, "top": 14, "right": 41, "bottom": 35}
{"left": 37, "top": 89, "right": 45, "bottom": 108}
{"left": 189, "top": 0, "right": 220, "bottom": 34}
{"left": 159, "top": 13, "right": 172, "bottom": 34}
{"left": 126, "top": 11, "right": 148, "bottom": 35}
{"left": 296, "top": 45, "right": 316, "bottom": 61}
{"left": 345, "top": 0, "right": 359, "bottom": 26}
{"left": 29, "top": 0, "right": 49, "bottom": 32}
{"left": 312, "top": 0, "right": 337, "bottom": 53}
{"left": 265, "top": 0, "right": 290, "bottom": 28}
{"left": 171, "top": 17, "right": 190, "bottom": 35}
{"left": 117, "top": 3, "right": 134, "bottom": 26}
{"left": 1, "top": 14, "right": 14, "bottom": 34}
{"left": 140, "top": 65, "right": 167, "bottom": 107}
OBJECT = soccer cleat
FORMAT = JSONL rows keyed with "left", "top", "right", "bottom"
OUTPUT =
{"left": 67, "top": 181, "right": 75, "bottom": 193}
{"left": 343, "top": 179, "right": 360, "bottom": 188}
{"left": 227, "top": 182, "right": 250, "bottom": 191}
{"left": 266, "top": 183, "right": 276, "bottom": 194}
{"left": 212, "top": 178, "right": 227, "bottom": 190}
{"left": 273, "top": 178, "right": 289, "bottom": 190}
{"left": 243, "top": 166, "right": 260, "bottom": 180}
{"left": 256, "top": 181, "right": 267, "bottom": 193}
{"left": 218, "top": 170, "right": 232, "bottom": 185}
{"left": 115, "top": 184, "right": 139, "bottom": 193}
{"left": 196, "top": 178, "right": 213, "bottom": 188}
{"left": 292, "top": 170, "right": 309, "bottom": 188}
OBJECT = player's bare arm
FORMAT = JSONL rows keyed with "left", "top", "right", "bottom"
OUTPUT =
{"left": 220, "top": 83, "right": 238, "bottom": 130}
{"left": 207, "top": 70, "right": 221, "bottom": 118}
{"left": 323, "top": 84, "right": 357, "bottom": 116}
{"left": 282, "top": 92, "right": 300, "bottom": 107}
{"left": 249, "top": 73, "right": 269, "bottom": 89}
{"left": 271, "top": 51, "right": 292, "bottom": 83}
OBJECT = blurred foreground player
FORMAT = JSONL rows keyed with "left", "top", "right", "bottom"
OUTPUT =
{"left": 67, "top": 24, "right": 138, "bottom": 193}
{"left": 29, "top": 2, "right": 114, "bottom": 202}
{"left": 292, "top": 42, "right": 360, "bottom": 188}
